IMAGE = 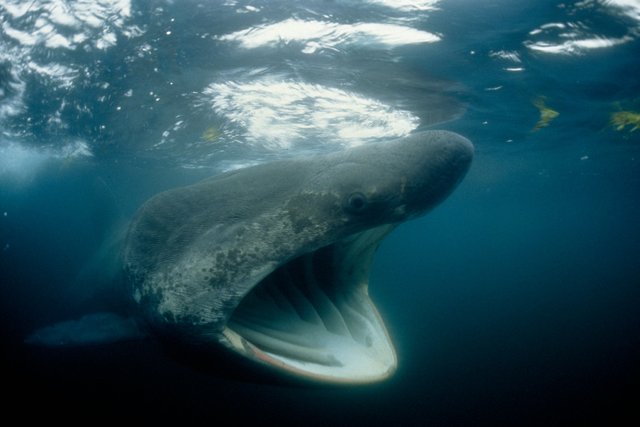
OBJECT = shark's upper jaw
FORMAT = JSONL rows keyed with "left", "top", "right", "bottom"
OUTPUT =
{"left": 223, "top": 225, "right": 397, "bottom": 384}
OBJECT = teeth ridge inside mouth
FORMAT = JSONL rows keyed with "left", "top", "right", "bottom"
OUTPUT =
{"left": 226, "top": 226, "right": 397, "bottom": 382}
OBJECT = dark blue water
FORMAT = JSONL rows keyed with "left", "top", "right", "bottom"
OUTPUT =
{"left": 2, "top": 0, "right": 639, "bottom": 424}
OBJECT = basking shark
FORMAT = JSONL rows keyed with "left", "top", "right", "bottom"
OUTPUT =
{"left": 28, "top": 130, "right": 473, "bottom": 384}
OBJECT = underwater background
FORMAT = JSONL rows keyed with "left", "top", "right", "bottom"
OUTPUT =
{"left": 1, "top": 0, "right": 639, "bottom": 424}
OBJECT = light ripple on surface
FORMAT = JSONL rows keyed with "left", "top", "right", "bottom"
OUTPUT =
{"left": 218, "top": 18, "right": 440, "bottom": 53}
{"left": 203, "top": 78, "right": 419, "bottom": 150}
{"left": 365, "top": 0, "right": 440, "bottom": 12}
{"left": 1, "top": 0, "right": 138, "bottom": 51}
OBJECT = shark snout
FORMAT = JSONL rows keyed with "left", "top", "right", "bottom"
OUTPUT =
{"left": 401, "top": 130, "right": 474, "bottom": 215}
{"left": 438, "top": 130, "right": 474, "bottom": 184}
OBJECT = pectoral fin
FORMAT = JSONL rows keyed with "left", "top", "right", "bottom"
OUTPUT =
{"left": 25, "top": 312, "right": 145, "bottom": 346}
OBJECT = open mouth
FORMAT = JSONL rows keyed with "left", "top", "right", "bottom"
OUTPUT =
{"left": 223, "top": 225, "right": 397, "bottom": 384}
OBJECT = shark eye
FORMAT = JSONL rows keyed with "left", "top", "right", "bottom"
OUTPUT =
{"left": 346, "top": 192, "right": 368, "bottom": 214}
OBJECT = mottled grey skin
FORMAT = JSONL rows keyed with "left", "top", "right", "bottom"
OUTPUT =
{"left": 123, "top": 130, "right": 473, "bottom": 381}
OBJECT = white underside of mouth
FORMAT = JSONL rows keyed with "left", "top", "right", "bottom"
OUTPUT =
{"left": 225, "top": 225, "right": 397, "bottom": 383}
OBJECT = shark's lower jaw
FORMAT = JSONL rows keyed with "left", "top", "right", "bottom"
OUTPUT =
{"left": 224, "top": 226, "right": 397, "bottom": 384}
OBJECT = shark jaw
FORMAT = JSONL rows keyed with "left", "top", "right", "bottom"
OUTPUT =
{"left": 223, "top": 225, "right": 397, "bottom": 384}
